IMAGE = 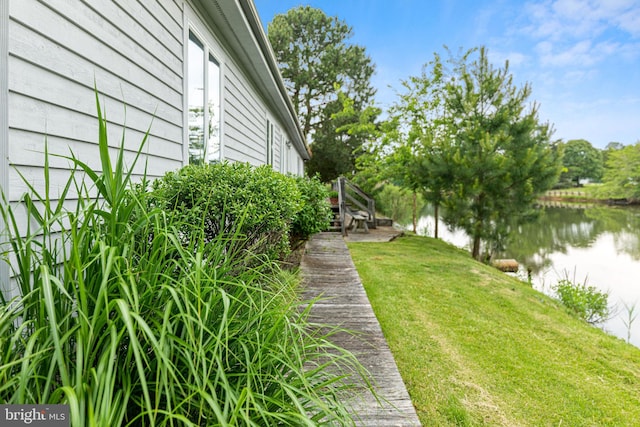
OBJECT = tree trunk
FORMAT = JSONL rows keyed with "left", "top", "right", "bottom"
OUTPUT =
{"left": 434, "top": 203, "right": 439, "bottom": 239}
{"left": 472, "top": 234, "right": 482, "bottom": 260}
{"left": 412, "top": 191, "right": 417, "bottom": 233}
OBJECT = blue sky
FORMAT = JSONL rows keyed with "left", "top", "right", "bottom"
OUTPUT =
{"left": 254, "top": 0, "right": 640, "bottom": 149}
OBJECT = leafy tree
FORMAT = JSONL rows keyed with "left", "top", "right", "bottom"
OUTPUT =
{"left": 305, "top": 99, "right": 354, "bottom": 182}
{"left": 306, "top": 91, "right": 379, "bottom": 182}
{"left": 383, "top": 59, "right": 451, "bottom": 237}
{"left": 600, "top": 142, "right": 640, "bottom": 200}
{"left": 605, "top": 141, "right": 624, "bottom": 151}
{"left": 362, "top": 47, "right": 561, "bottom": 256}
{"left": 434, "top": 47, "right": 562, "bottom": 259}
{"left": 602, "top": 141, "right": 624, "bottom": 166}
{"left": 267, "top": 6, "right": 377, "bottom": 181}
{"left": 559, "top": 139, "right": 604, "bottom": 186}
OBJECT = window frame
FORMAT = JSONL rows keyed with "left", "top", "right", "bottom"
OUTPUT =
{"left": 184, "top": 21, "right": 223, "bottom": 166}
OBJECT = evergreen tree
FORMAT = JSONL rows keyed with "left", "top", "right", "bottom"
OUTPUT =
{"left": 380, "top": 47, "right": 561, "bottom": 256}
{"left": 435, "top": 47, "right": 562, "bottom": 259}
{"left": 267, "top": 6, "right": 377, "bottom": 181}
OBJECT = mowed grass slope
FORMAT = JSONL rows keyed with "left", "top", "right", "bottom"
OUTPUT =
{"left": 348, "top": 235, "right": 640, "bottom": 426}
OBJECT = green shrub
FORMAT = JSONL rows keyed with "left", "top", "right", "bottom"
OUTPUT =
{"left": 552, "top": 273, "right": 610, "bottom": 324}
{"left": 0, "top": 93, "right": 370, "bottom": 426}
{"left": 149, "top": 162, "right": 301, "bottom": 262}
{"left": 375, "top": 184, "right": 423, "bottom": 224}
{"left": 290, "top": 175, "right": 332, "bottom": 249}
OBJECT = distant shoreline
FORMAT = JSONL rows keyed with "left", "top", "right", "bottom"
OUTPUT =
{"left": 538, "top": 194, "right": 640, "bottom": 206}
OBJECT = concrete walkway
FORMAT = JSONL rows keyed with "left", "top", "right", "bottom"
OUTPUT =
{"left": 300, "top": 232, "right": 421, "bottom": 426}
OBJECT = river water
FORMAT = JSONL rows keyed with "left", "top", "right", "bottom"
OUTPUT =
{"left": 403, "top": 203, "right": 640, "bottom": 347}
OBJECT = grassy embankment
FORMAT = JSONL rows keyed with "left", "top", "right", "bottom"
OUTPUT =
{"left": 348, "top": 235, "right": 640, "bottom": 426}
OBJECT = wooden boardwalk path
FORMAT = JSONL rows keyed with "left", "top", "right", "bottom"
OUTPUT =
{"left": 300, "top": 232, "right": 421, "bottom": 426}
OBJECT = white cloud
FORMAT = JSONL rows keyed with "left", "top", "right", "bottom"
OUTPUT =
{"left": 617, "top": 41, "right": 640, "bottom": 60}
{"left": 536, "top": 39, "right": 624, "bottom": 67}
{"left": 523, "top": 0, "right": 640, "bottom": 40}
{"left": 518, "top": 0, "right": 640, "bottom": 71}
{"left": 615, "top": 6, "right": 640, "bottom": 37}
{"left": 488, "top": 50, "right": 530, "bottom": 68}
{"left": 484, "top": 0, "right": 640, "bottom": 146}
{"left": 523, "top": 0, "right": 602, "bottom": 40}
{"left": 563, "top": 68, "right": 597, "bottom": 82}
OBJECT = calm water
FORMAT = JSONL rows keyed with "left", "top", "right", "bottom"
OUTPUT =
{"left": 403, "top": 204, "right": 640, "bottom": 347}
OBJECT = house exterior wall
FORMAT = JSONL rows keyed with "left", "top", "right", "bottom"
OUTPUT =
{"left": 1, "top": 0, "right": 308, "bottom": 294}
{"left": 221, "top": 53, "right": 271, "bottom": 165}
{"left": 7, "top": 0, "right": 185, "bottom": 202}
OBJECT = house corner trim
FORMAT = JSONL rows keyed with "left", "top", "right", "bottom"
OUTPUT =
{"left": 0, "top": 0, "right": 10, "bottom": 291}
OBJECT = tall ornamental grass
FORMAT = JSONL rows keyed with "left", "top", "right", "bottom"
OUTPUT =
{"left": 0, "top": 93, "right": 369, "bottom": 426}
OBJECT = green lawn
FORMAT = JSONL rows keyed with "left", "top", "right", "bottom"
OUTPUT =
{"left": 348, "top": 235, "right": 640, "bottom": 426}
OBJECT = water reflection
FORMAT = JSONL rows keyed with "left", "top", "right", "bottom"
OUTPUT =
{"left": 404, "top": 205, "right": 640, "bottom": 347}
{"left": 503, "top": 206, "right": 640, "bottom": 272}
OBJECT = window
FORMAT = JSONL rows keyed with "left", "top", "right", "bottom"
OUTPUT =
{"left": 187, "top": 30, "right": 220, "bottom": 165}
{"left": 187, "top": 33, "right": 204, "bottom": 164}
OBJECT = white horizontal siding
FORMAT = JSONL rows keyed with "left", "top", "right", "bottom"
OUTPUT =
{"left": 9, "top": 57, "right": 182, "bottom": 141}
{"left": 221, "top": 61, "right": 267, "bottom": 165}
{"left": 57, "top": 0, "right": 182, "bottom": 79}
{"left": 9, "top": 128, "right": 181, "bottom": 175}
{"left": 7, "top": 92, "right": 180, "bottom": 177}
{"left": 8, "top": 129, "right": 178, "bottom": 196}
{"left": 8, "top": 164, "right": 155, "bottom": 205}
{"left": 9, "top": 23, "right": 182, "bottom": 128}
{"left": 136, "top": 0, "right": 183, "bottom": 44}
{"left": 7, "top": 0, "right": 185, "bottom": 207}
{"left": 10, "top": 2, "right": 182, "bottom": 104}
{"left": 217, "top": 43, "right": 304, "bottom": 175}
{"left": 4, "top": 0, "right": 186, "bottom": 289}
{"left": 155, "top": 0, "right": 184, "bottom": 23}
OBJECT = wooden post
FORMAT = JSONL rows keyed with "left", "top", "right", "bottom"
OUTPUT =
{"left": 368, "top": 195, "right": 376, "bottom": 229}
{"left": 339, "top": 177, "right": 347, "bottom": 236}
{"left": 412, "top": 192, "right": 417, "bottom": 233}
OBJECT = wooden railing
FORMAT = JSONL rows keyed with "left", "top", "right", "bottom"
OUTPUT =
{"left": 333, "top": 177, "right": 376, "bottom": 235}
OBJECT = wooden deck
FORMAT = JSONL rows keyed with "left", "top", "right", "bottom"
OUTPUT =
{"left": 300, "top": 232, "right": 421, "bottom": 426}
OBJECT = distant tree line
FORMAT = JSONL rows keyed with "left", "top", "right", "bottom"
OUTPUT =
{"left": 558, "top": 138, "right": 640, "bottom": 201}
